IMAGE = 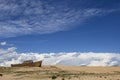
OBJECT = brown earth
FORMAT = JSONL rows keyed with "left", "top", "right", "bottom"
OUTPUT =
{"left": 0, "top": 65, "right": 120, "bottom": 80}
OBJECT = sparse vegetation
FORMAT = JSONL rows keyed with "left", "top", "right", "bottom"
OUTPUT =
{"left": 51, "top": 75, "right": 57, "bottom": 80}
{"left": 0, "top": 66, "right": 120, "bottom": 80}
{"left": 61, "top": 78, "right": 65, "bottom": 80}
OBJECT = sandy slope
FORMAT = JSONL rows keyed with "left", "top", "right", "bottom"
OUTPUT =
{"left": 0, "top": 65, "right": 120, "bottom": 80}
{"left": 56, "top": 65, "right": 120, "bottom": 73}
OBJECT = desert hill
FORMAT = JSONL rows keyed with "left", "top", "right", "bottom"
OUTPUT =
{"left": 0, "top": 65, "right": 120, "bottom": 80}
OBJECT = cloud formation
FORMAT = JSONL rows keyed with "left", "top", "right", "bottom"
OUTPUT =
{"left": 0, "top": 41, "right": 13, "bottom": 46}
{"left": 0, "top": 41, "right": 7, "bottom": 46}
{"left": 0, "top": 47, "right": 120, "bottom": 67}
{"left": 0, "top": 0, "right": 117, "bottom": 37}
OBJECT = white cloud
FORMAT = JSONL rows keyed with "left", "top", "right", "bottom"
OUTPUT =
{"left": 0, "top": 47, "right": 120, "bottom": 67}
{"left": 0, "top": 0, "right": 117, "bottom": 37}
{"left": 0, "top": 41, "right": 7, "bottom": 46}
{"left": 0, "top": 41, "right": 13, "bottom": 46}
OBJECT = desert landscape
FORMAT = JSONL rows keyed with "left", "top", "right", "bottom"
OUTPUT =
{"left": 0, "top": 0, "right": 120, "bottom": 80}
{"left": 0, "top": 65, "right": 120, "bottom": 80}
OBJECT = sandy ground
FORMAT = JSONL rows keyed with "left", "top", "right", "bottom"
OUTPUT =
{"left": 0, "top": 65, "right": 120, "bottom": 80}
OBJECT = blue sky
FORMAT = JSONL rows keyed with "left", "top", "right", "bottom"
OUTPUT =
{"left": 0, "top": 0, "right": 120, "bottom": 53}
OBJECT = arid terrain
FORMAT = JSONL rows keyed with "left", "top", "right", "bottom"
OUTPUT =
{"left": 0, "top": 65, "right": 120, "bottom": 80}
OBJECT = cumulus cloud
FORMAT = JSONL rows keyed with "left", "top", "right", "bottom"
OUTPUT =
{"left": 0, "top": 41, "right": 7, "bottom": 46}
{"left": 0, "top": 47, "right": 120, "bottom": 67}
{"left": 0, "top": 0, "right": 117, "bottom": 37}
{"left": 0, "top": 41, "right": 13, "bottom": 46}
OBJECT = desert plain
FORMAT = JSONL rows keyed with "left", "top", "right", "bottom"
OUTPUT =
{"left": 0, "top": 65, "right": 120, "bottom": 80}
